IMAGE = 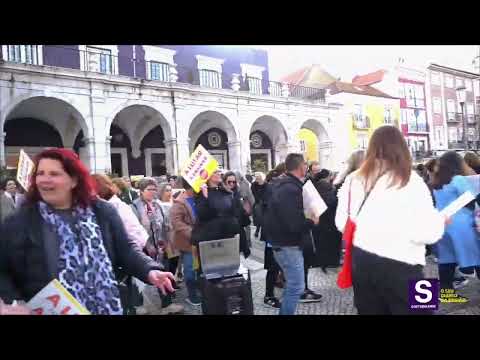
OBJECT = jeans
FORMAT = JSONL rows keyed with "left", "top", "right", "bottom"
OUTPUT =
{"left": 273, "top": 246, "right": 305, "bottom": 315}
{"left": 182, "top": 251, "right": 200, "bottom": 302}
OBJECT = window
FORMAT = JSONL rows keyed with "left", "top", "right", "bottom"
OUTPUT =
{"left": 468, "top": 127, "right": 476, "bottom": 141}
{"left": 143, "top": 46, "right": 176, "bottom": 81}
{"left": 199, "top": 69, "right": 221, "bottom": 88}
{"left": 398, "top": 84, "right": 405, "bottom": 99}
{"left": 2, "top": 45, "right": 42, "bottom": 65}
{"left": 431, "top": 72, "right": 440, "bottom": 86}
{"left": 401, "top": 109, "right": 408, "bottom": 125}
{"left": 416, "top": 110, "right": 427, "bottom": 132}
{"left": 467, "top": 103, "right": 475, "bottom": 123}
{"left": 356, "top": 133, "right": 368, "bottom": 149}
{"left": 384, "top": 107, "right": 393, "bottom": 124}
{"left": 414, "top": 85, "right": 425, "bottom": 108}
{"left": 456, "top": 77, "right": 464, "bottom": 88}
{"left": 458, "top": 126, "right": 464, "bottom": 141}
{"left": 474, "top": 80, "right": 480, "bottom": 94}
{"left": 196, "top": 55, "right": 224, "bottom": 89}
{"left": 433, "top": 97, "right": 442, "bottom": 114}
{"left": 353, "top": 104, "right": 369, "bottom": 129}
{"left": 445, "top": 75, "right": 454, "bottom": 88}
{"left": 466, "top": 79, "right": 473, "bottom": 92}
{"left": 447, "top": 99, "right": 456, "bottom": 121}
{"left": 85, "top": 46, "right": 113, "bottom": 74}
{"left": 405, "top": 84, "right": 415, "bottom": 107}
{"left": 241, "top": 63, "right": 265, "bottom": 95}
{"left": 407, "top": 109, "right": 417, "bottom": 132}
{"left": 150, "top": 61, "right": 170, "bottom": 82}
{"left": 449, "top": 127, "right": 458, "bottom": 142}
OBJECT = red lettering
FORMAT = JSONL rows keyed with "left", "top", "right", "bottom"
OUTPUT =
{"left": 32, "top": 308, "right": 44, "bottom": 315}
{"left": 60, "top": 306, "right": 71, "bottom": 315}
{"left": 47, "top": 295, "right": 61, "bottom": 308}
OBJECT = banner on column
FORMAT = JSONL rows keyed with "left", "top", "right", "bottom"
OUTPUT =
{"left": 16, "top": 149, "right": 35, "bottom": 191}
{"left": 180, "top": 144, "right": 219, "bottom": 193}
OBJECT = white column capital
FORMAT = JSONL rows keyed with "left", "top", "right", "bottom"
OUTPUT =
{"left": 164, "top": 138, "right": 177, "bottom": 146}
{"left": 227, "top": 141, "right": 241, "bottom": 147}
{"left": 84, "top": 136, "right": 95, "bottom": 145}
{"left": 105, "top": 135, "right": 112, "bottom": 144}
{"left": 0, "top": 132, "right": 6, "bottom": 141}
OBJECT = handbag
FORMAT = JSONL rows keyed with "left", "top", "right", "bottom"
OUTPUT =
{"left": 337, "top": 176, "right": 378, "bottom": 289}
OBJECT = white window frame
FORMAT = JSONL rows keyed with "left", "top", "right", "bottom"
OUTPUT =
{"left": 240, "top": 63, "right": 265, "bottom": 94}
{"left": 474, "top": 79, "right": 480, "bottom": 94}
{"left": 79, "top": 45, "right": 119, "bottom": 75}
{"left": 196, "top": 55, "right": 224, "bottom": 88}
{"left": 444, "top": 75, "right": 454, "bottom": 88}
{"left": 2, "top": 45, "right": 43, "bottom": 65}
{"left": 110, "top": 148, "right": 129, "bottom": 177}
{"left": 143, "top": 46, "right": 176, "bottom": 81}
{"left": 448, "top": 127, "right": 458, "bottom": 143}
{"left": 250, "top": 149, "right": 272, "bottom": 171}
{"left": 144, "top": 148, "right": 166, "bottom": 177}
{"left": 431, "top": 71, "right": 440, "bottom": 86}
{"left": 433, "top": 97, "right": 442, "bottom": 114}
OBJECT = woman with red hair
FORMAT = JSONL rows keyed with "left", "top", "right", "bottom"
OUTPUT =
{"left": 0, "top": 148, "right": 175, "bottom": 315}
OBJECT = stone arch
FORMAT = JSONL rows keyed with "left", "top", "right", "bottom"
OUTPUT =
{"left": 188, "top": 110, "right": 239, "bottom": 170}
{"left": 299, "top": 118, "right": 332, "bottom": 168}
{"left": 188, "top": 110, "right": 239, "bottom": 150}
{"left": 249, "top": 115, "right": 289, "bottom": 171}
{"left": 108, "top": 104, "right": 174, "bottom": 176}
{"left": 0, "top": 93, "right": 91, "bottom": 136}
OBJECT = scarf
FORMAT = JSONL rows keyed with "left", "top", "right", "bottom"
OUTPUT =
{"left": 38, "top": 201, "right": 123, "bottom": 315}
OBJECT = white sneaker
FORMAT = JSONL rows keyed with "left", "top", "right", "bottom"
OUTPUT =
{"left": 453, "top": 278, "right": 470, "bottom": 290}
{"left": 456, "top": 268, "right": 477, "bottom": 279}
{"left": 161, "top": 303, "right": 185, "bottom": 315}
{"left": 135, "top": 306, "right": 149, "bottom": 315}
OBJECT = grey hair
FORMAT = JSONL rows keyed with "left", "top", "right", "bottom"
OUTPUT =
{"left": 138, "top": 177, "right": 158, "bottom": 192}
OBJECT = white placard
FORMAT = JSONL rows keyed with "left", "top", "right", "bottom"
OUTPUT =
{"left": 440, "top": 191, "right": 476, "bottom": 218}
{"left": 303, "top": 180, "right": 327, "bottom": 220}
{"left": 16, "top": 149, "right": 35, "bottom": 192}
{"left": 27, "top": 279, "right": 90, "bottom": 315}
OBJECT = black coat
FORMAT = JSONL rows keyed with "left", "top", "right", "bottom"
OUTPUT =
{"left": 0, "top": 199, "right": 162, "bottom": 304}
{"left": 264, "top": 173, "right": 314, "bottom": 248}
{"left": 192, "top": 185, "right": 250, "bottom": 257}
{"left": 307, "top": 179, "right": 342, "bottom": 268}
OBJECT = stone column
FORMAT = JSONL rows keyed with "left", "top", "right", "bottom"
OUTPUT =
{"left": 164, "top": 138, "right": 178, "bottom": 175}
{"left": 231, "top": 74, "right": 241, "bottom": 92}
{"left": 227, "top": 141, "right": 242, "bottom": 171}
{"left": 83, "top": 137, "right": 96, "bottom": 173}
{"left": 169, "top": 64, "right": 178, "bottom": 83}
{"left": 105, "top": 135, "right": 112, "bottom": 174}
{"left": 176, "top": 139, "right": 191, "bottom": 174}
{"left": 0, "top": 132, "right": 6, "bottom": 168}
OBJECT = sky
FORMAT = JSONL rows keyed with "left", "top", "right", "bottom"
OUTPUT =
{"left": 253, "top": 45, "right": 480, "bottom": 82}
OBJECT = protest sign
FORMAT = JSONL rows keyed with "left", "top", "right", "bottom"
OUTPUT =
{"left": 303, "top": 180, "right": 327, "bottom": 220}
{"left": 180, "top": 144, "right": 218, "bottom": 193}
{"left": 16, "top": 149, "right": 35, "bottom": 191}
{"left": 27, "top": 279, "right": 90, "bottom": 315}
{"left": 440, "top": 191, "right": 476, "bottom": 218}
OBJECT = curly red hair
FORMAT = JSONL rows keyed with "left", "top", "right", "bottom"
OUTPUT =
{"left": 25, "top": 148, "right": 97, "bottom": 208}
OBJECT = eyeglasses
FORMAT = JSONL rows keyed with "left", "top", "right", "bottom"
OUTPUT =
{"left": 144, "top": 188, "right": 157, "bottom": 192}
{"left": 227, "top": 181, "right": 237, "bottom": 185}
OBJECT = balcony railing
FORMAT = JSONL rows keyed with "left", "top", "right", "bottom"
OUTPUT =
{"left": 353, "top": 115, "right": 370, "bottom": 130}
{"left": 2, "top": 45, "right": 42, "bottom": 65}
{"left": 0, "top": 45, "right": 326, "bottom": 102}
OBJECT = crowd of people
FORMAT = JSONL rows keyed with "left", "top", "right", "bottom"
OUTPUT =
{"left": 1, "top": 125, "right": 480, "bottom": 315}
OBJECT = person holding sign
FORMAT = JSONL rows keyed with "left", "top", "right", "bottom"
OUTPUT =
{"left": 431, "top": 151, "right": 480, "bottom": 296}
{"left": 335, "top": 126, "right": 447, "bottom": 315}
{"left": 0, "top": 148, "right": 175, "bottom": 315}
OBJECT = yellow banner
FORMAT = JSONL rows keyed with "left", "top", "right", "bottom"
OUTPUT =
{"left": 180, "top": 144, "right": 219, "bottom": 193}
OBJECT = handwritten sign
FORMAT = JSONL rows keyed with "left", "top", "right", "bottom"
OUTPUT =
{"left": 180, "top": 145, "right": 218, "bottom": 193}
{"left": 27, "top": 279, "right": 90, "bottom": 315}
{"left": 16, "top": 149, "right": 35, "bottom": 192}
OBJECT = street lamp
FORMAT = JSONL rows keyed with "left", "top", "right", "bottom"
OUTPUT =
{"left": 456, "top": 85, "right": 467, "bottom": 150}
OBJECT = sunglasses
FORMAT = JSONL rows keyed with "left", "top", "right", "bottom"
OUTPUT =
{"left": 227, "top": 180, "right": 237, "bottom": 185}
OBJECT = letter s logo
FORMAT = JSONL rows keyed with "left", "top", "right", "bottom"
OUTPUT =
{"left": 415, "top": 280, "right": 433, "bottom": 303}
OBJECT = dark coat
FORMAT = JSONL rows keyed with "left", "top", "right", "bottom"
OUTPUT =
{"left": 307, "top": 179, "right": 342, "bottom": 268}
{"left": 192, "top": 185, "right": 250, "bottom": 257}
{"left": 264, "top": 173, "right": 314, "bottom": 248}
{"left": 251, "top": 182, "right": 267, "bottom": 227}
{"left": 0, "top": 199, "right": 162, "bottom": 304}
{"left": 119, "top": 189, "right": 139, "bottom": 205}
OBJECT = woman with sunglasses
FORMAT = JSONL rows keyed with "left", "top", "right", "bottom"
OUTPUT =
{"left": 192, "top": 170, "right": 244, "bottom": 253}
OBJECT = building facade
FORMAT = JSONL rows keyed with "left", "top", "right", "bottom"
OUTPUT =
{"left": 0, "top": 45, "right": 344, "bottom": 177}
{"left": 425, "top": 63, "right": 480, "bottom": 154}
{"left": 327, "top": 81, "right": 401, "bottom": 153}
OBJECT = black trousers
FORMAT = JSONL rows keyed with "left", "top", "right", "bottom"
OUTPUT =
{"left": 352, "top": 246, "right": 430, "bottom": 315}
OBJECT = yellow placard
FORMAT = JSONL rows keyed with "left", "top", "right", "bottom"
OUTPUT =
{"left": 16, "top": 149, "right": 35, "bottom": 192}
{"left": 130, "top": 175, "right": 145, "bottom": 183}
{"left": 180, "top": 145, "right": 219, "bottom": 193}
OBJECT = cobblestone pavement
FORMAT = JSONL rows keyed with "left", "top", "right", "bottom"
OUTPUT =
{"left": 139, "top": 231, "right": 480, "bottom": 315}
